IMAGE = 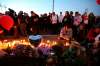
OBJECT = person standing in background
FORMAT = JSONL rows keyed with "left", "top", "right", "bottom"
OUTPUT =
{"left": 69, "top": 11, "right": 74, "bottom": 27}
{"left": 29, "top": 11, "right": 40, "bottom": 35}
{"left": 18, "top": 11, "right": 27, "bottom": 36}
{"left": 82, "top": 12, "right": 88, "bottom": 25}
{"left": 51, "top": 12, "right": 58, "bottom": 34}
{"left": 73, "top": 12, "right": 82, "bottom": 40}
{"left": 62, "top": 11, "right": 70, "bottom": 26}
{"left": 73, "top": 12, "right": 82, "bottom": 26}
{"left": 58, "top": 12, "right": 64, "bottom": 33}
{"left": 88, "top": 12, "right": 95, "bottom": 29}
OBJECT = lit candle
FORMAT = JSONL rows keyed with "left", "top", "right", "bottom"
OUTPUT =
{"left": 65, "top": 42, "right": 69, "bottom": 46}
{"left": 47, "top": 40, "right": 50, "bottom": 43}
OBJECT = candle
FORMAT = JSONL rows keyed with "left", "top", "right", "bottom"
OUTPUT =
{"left": 0, "top": 39, "right": 31, "bottom": 49}
{"left": 65, "top": 42, "right": 70, "bottom": 46}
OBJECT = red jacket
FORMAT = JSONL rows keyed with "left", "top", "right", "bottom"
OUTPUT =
{"left": 87, "top": 29, "right": 97, "bottom": 42}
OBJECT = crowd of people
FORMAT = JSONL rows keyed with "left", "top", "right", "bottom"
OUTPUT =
{"left": 0, "top": 8, "right": 100, "bottom": 66}
{"left": 0, "top": 8, "right": 99, "bottom": 36}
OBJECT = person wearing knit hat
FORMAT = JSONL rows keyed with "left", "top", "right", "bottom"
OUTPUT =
{"left": 29, "top": 35, "right": 42, "bottom": 47}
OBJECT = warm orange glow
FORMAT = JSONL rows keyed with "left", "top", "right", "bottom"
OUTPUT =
{"left": 0, "top": 39, "right": 31, "bottom": 49}
{"left": 39, "top": 40, "right": 58, "bottom": 48}
{"left": 0, "top": 37, "right": 69, "bottom": 49}
{"left": 65, "top": 42, "right": 70, "bottom": 46}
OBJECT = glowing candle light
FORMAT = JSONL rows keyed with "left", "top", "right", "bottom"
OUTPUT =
{"left": 47, "top": 40, "right": 50, "bottom": 43}
{"left": 4, "top": 40, "right": 8, "bottom": 42}
{"left": 65, "top": 42, "right": 69, "bottom": 46}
